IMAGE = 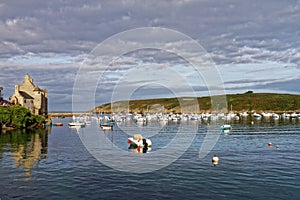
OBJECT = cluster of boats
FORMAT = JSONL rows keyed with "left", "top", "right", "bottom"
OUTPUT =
{"left": 101, "top": 111, "right": 300, "bottom": 124}
{"left": 67, "top": 115, "right": 116, "bottom": 131}
{"left": 252, "top": 112, "right": 300, "bottom": 119}
{"left": 63, "top": 110, "right": 300, "bottom": 154}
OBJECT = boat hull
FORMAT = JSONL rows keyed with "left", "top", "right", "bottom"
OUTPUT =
{"left": 68, "top": 122, "right": 86, "bottom": 127}
{"left": 100, "top": 124, "right": 113, "bottom": 130}
{"left": 127, "top": 137, "right": 152, "bottom": 148}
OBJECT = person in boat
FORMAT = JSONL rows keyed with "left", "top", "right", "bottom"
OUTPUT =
{"left": 143, "top": 138, "right": 148, "bottom": 148}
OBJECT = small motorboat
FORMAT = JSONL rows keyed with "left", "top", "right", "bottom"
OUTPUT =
{"left": 45, "top": 122, "right": 64, "bottom": 126}
{"left": 221, "top": 124, "right": 232, "bottom": 131}
{"left": 100, "top": 123, "right": 113, "bottom": 130}
{"left": 127, "top": 134, "right": 152, "bottom": 148}
{"left": 253, "top": 113, "right": 262, "bottom": 119}
{"left": 68, "top": 121, "right": 86, "bottom": 127}
{"left": 54, "top": 122, "right": 63, "bottom": 126}
{"left": 221, "top": 124, "right": 232, "bottom": 133}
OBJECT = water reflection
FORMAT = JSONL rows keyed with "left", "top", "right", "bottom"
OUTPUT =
{"left": 0, "top": 126, "right": 50, "bottom": 180}
{"left": 128, "top": 144, "right": 151, "bottom": 154}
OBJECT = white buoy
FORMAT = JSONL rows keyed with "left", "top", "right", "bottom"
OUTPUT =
{"left": 212, "top": 154, "right": 219, "bottom": 165}
{"left": 212, "top": 154, "right": 219, "bottom": 162}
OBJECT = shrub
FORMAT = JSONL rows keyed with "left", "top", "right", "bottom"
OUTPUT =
{"left": 0, "top": 105, "right": 44, "bottom": 129}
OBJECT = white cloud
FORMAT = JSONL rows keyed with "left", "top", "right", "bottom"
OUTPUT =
{"left": 1, "top": 0, "right": 300, "bottom": 111}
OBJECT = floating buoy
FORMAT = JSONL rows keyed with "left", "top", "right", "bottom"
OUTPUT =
{"left": 268, "top": 142, "right": 272, "bottom": 147}
{"left": 275, "top": 145, "right": 279, "bottom": 149}
{"left": 55, "top": 122, "right": 63, "bottom": 126}
{"left": 251, "top": 121, "right": 254, "bottom": 125}
{"left": 212, "top": 154, "right": 219, "bottom": 165}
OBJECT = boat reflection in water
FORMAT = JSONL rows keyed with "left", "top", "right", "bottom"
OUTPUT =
{"left": 0, "top": 126, "right": 50, "bottom": 180}
{"left": 128, "top": 144, "right": 152, "bottom": 154}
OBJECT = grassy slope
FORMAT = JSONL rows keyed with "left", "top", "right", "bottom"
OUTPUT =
{"left": 94, "top": 93, "right": 300, "bottom": 113}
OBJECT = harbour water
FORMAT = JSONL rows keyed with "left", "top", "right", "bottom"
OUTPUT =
{"left": 0, "top": 116, "right": 299, "bottom": 199}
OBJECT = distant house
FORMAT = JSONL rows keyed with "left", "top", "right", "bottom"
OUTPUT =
{"left": 10, "top": 74, "right": 48, "bottom": 115}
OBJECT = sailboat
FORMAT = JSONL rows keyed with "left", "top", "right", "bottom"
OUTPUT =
{"left": 68, "top": 115, "right": 86, "bottom": 127}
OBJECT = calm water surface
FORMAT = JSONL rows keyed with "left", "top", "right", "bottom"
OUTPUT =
{"left": 0, "top": 117, "right": 299, "bottom": 200}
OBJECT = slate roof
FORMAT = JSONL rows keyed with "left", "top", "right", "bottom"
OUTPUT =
{"left": 19, "top": 91, "right": 34, "bottom": 99}
{"left": 33, "top": 86, "right": 41, "bottom": 91}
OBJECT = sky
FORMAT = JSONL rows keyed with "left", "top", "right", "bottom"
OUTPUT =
{"left": 0, "top": 0, "right": 299, "bottom": 112}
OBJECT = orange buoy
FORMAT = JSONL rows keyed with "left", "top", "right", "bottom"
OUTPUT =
{"left": 268, "top": 142, "right": 272, "bottom": 147}
{"left": 56, "top": 122, "right": 63, "bottom": 126}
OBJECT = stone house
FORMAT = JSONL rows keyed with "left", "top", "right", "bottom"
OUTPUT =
{"left": 10, "top": 74, "right": 48, "bottom": 115}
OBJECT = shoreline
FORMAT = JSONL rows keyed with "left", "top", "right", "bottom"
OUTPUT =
{"left": 48, "top": 112, "right": 93, "bottom": 117}
{"left": 48, "top": 110, "right": 300, "bottom": 117}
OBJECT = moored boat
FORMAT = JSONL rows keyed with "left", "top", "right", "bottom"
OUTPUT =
{"left": 100, "top": 123, "right": 113, "bottom": 130}
{"left": 253, "top": 113, "right": 262, "bottom": 119}
{"left": 221, "top": 124, "right": 232, "bottom": 133}
{"left": 68, "top": 121, "right": 86, "bottom": 127}
{"left": 127, "top": 134, "right": 152, "bottom": 148}
{"left": 221, "top": 124, "right": 232, "bottom": 130}
{"left": 54, "top": 122, "right": 63, "bottom": 126}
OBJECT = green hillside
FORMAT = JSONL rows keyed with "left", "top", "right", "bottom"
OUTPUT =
{"left": 94, "top": 92, "right": 300, "bottom": 114}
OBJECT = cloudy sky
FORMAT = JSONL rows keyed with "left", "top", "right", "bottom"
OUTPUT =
{"left": 0, "top": 0, "right": 299, "bottom": 111}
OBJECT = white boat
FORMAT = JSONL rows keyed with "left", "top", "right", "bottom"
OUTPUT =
{"left": 127, "top": 134, "right": 152, "bottom": 148}
{"left": 68, "top": 121, "right": 86, "bottom": 127}
{"left": 100, "top": 120, "right": 115, "bottom": 130}
{"left": 253, "top": 113, "right": 262, "bottom": 119}
{"left": 281, "top": 113, "right": 290, "bottom": 119}
{"left": 68, "top": 115, "right": 86, "bottom": 127}
{"left": 290, "top": 112, "right": 298, "bottom": 118}
{"left": 272, "top": 113, "right": 280, "bottom": 119}
{"left": 221, "top": 124, "right": 232, "bottom": 131}
{"left": 239, "top": 112, "right": 249, "bottom": 118}
{"left": 100, "top": 124, "right": 113, "bottom": 130}
{"left": 262, "top": 112, "right": 272, "bottom": 118}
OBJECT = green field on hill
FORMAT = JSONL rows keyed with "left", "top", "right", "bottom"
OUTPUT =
{"left": 94, "top": 92, "right": 300, "bottom": 114}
